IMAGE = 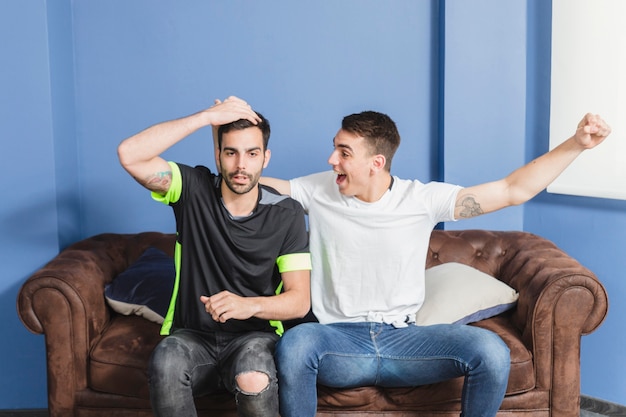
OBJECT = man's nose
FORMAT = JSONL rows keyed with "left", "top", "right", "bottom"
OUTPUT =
{"left": 327, "top": 150, "right": 338, "bottom": 166}
{"left": 236, "top": 154, "right": 246, "bottom": 169}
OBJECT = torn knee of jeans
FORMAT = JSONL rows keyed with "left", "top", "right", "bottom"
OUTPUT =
{"left": 235, "top": 371, "right": 271, "bottom": 395}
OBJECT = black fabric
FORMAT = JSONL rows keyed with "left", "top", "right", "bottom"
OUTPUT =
{"left": 169, "top": 163, "right": 309, "bottom": 334}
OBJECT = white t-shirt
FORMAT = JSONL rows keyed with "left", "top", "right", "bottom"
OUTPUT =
{"left": 290, "top": 171, "right": 461, "bottom": 326}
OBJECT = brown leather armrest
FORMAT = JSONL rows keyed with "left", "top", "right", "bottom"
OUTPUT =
{"left": 16, "top": 232, "right": 175, "bottom": 415}
{"left": 18, "top": 247, "right": 117, "bottom": 337}
{"left": 16, "top": 246, "right": 121, "bottom": 413}
{"left": 428, "top": 229, "right": 609, "bottom": 417}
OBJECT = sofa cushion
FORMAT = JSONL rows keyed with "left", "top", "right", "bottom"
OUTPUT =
{"left": 104, "top": 247, "right": 175, "bottom": 324}
{"left": 415, "top": 262, "right": 519, "bottom": 326}
{"left": 89, "top": 315, "right": 534, "bottom": 402}
{"left": 473, "top": 316, "right": 535, "bottom": 395}
{"left": 90, "top": 315, "right": 164, "bottom": 398}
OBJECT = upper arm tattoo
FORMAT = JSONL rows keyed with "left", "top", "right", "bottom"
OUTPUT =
{"left": 456, "top": 194, "right": 484, "bottom": 218}
{"left": 142, "top": 170, "right": 172, "bottom": 193}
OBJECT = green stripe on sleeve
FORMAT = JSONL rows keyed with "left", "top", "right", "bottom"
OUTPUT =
{"left": 151, "top": 161, "right": 182, "bottom": 205}
{"left": 160, "top": 240, "right": 182, "bottom": 336}
{"left": 276, "top": 252, "right": 312, "bottom": 273}
{"left": 269, "top": 281, "right": 285, "bottom": 336}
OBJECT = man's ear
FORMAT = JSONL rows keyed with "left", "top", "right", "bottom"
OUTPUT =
{"left": 212, "top": 125, "right": 220, "bottom": 171}
{"left": 214, "top": 147, "right": 221, "bottom": 171}
{"left": 263, "top": 149, "right": 271, "bottom": 169}
{"left": 372, "top": 154, "right": 386, "bottom": 172}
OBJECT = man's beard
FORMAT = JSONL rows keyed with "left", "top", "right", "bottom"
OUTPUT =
{"left": 222, "top": 170, "right": 259, "bottom": 195}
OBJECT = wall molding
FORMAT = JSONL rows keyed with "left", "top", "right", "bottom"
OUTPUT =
{"left": 581, "top": 395, "right": 626, "bottom": 417}
{"left": 0, "top": 411, "right": 48, "bottom": 417}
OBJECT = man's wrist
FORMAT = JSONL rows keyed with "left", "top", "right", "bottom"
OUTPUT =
{"left": 194, "top": 108, "right": 215, "bottom": 128}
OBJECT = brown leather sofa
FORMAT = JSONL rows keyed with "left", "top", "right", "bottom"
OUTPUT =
{"left": 17, "top": 230, "right": 608, "bottom": 417}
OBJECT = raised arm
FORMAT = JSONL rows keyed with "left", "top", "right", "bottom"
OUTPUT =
{"left": 454, "top": 113, "right": 611, "bottom": 219}
{"left": 118, "top": 96, "right": 260, "bottom": 194}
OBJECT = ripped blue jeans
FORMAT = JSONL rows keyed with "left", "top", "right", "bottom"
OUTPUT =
{"left": 148, "top": 328, "right": 279, "bottom": 417}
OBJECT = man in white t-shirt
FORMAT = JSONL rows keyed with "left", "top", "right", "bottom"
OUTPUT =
{"left": 259, "top": 108, "right": 611, "bottom": 417}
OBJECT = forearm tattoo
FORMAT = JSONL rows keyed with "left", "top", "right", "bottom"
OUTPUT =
{"left": 144, "top": 171, "right": 172, "bottom": 193}
{"left": 457, "top": 195, "right": 484, "bottom": 218}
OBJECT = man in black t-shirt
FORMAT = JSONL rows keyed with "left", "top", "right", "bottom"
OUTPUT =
{"left": 118, "top": 96, "right": 311, "bottom": 417}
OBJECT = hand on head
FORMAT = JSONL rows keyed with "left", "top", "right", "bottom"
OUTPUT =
{"left": 206, "top": 96, "right": 261, "bottom": 126}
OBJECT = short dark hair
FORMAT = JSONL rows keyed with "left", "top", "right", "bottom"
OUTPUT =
{"left": 217, "top": 112, "right": 270, "bottom": 150}
{"left": 341, "top": 111, "right": 400, "bottom": 171}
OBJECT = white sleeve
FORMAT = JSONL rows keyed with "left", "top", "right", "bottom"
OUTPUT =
{"left": 421, "top": 181, "right": 463, "bottom": 224}
{"left": 289, "top": 171, "right": 332, "bottom": 213}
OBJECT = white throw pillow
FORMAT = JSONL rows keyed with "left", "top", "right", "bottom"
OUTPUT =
{"left": 415, "top": 262, "right": 519, "bottom": 326}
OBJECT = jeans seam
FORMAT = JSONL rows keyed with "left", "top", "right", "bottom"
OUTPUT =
{"left": 379, "top": 354, "right": 470, "bottom": 364}
{"left": 370, "top": 325, "right": 382, "bottom": 385}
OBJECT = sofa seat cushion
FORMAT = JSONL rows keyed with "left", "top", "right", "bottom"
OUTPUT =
{"left": 90, "top": 315, "right": 164, "bottom": 398}
{"left": 90, "top": 313, "right": 533, "bottom": 406}
{"left": 316, "top": 315, "right": 534, "bottom": 410}
{"left": 473, "top": 315, "right": 535, "bottom": 395}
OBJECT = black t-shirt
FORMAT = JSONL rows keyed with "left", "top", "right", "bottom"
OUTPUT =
{"left": 155, "top": 162, "right": 310, "bottom": 335}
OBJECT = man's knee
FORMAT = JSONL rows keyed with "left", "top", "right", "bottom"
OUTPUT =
{"left": 485, "top": 331, "right": 510, "bottom": 364}
{"left": 236, "top": 371, "right": 270, "bottom": 394}
{"left": 276, "top": 323, "right": 318, "bottom": 360}
{"left": 235, "top": 371, "right": 278, "bottom": 416}
{"left": 149, "top": 338, "right": 187, "bottom": 380}
{"left": 476, "top": 329, "right": 511, "bottom": 380}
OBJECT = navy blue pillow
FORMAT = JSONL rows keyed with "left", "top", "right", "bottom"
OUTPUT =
{"left": 104, "top": 247, "right": 175, "bottom": 324}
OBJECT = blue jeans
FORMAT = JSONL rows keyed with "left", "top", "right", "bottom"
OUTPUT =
{"left": 148, "top": 328, "right": 279, "bottom": 417}
{"left": 275, "top": 322, "right": 510, "bottom": 417}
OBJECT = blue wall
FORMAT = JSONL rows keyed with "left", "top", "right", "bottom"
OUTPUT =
{"left": 2, "top": 0, "right": 624, "bottom": 410}
{"left": 73, "top": 1, "right": 439, "bottom": 237}
{"left": 1, "top": 1, "right": 58, "bottom": 407}
{"left": 443, "top": 0, "right": 527, "bottom": 231}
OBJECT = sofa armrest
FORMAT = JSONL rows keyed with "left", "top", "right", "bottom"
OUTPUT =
{"left": 428, "top": 229, "right": 608, "bottom": 417}
{"left": 500, "top": 235, "right": 608, "bottom": 345}
{"left": 16, "top": 232, "right": 175, "bottom": 416}
{"left": 17, "top": 248, "right": 118, "bottom": 415}
{"left": 499, "top": 234, "right": 608, "bottom": 417}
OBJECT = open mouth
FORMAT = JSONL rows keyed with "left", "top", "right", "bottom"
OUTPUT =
{"left": 230, "top": 172, "right": 251, "bottom": 185}
{"left": 336, "top": 173, "right": 347, "bottom": 185}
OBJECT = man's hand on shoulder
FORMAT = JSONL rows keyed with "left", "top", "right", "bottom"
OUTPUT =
{"left": 260, "top": 177, "right": 291, "bottom": 196}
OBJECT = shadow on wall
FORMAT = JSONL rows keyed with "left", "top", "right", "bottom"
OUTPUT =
{"left": 533, "top": 190, "right": 626, "bottom": 213}
{"left": 4, "top": 194, "right": 61, "bottom": 252}
{"left": 4, "top": 278, "right": 48, "bottom": 409}
{"left": 2, "top": 194, "right": 61, "bottom": 408}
